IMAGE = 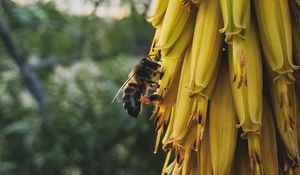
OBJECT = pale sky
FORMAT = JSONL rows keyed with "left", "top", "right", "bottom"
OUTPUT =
{"left": 12, "top": 0, "right": 131, "bottom": 19}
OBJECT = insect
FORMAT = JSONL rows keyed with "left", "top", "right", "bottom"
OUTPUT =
{"left": 111, "top": 54, "right": 164, "bottom": 118}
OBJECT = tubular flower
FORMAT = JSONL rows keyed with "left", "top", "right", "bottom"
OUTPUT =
{"left": 219, "top": 0, "right": 250, "bottom": 88}
{"left": 125, "top": 0, "right": 300, "bottom": 174}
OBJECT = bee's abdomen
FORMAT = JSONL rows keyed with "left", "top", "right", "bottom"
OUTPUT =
{"left": 122, "top": 83, "right": 142, "bottom": 118}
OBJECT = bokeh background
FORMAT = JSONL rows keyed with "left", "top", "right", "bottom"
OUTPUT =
{"left": 0, "top": 0, "right": 165, "bottom": 174}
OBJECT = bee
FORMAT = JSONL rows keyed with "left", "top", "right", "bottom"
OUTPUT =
{"left": 111, "top": 54, "right": 163, "bottom": 117}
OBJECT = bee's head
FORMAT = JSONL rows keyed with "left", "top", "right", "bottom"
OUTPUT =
{"left": 140, "top": 58, "right": 160, "bottom": 70}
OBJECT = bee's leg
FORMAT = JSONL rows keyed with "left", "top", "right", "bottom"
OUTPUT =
{"left": 140, "top": 94, "right": 162, "bottom": 105}
{"left": 146, "top": 80, "right": 160, "bottom": 88}
{"left": 160, "top": 72, "right": 164, "bottom": 79}
{"left": 148, "top": 94, "right": 163, "bottom": 102}
{"left": 154, "top": 55, "right": 161, "bottom": 62}
{"left": 139, "top": 78, "right": 160, "bottom": 88}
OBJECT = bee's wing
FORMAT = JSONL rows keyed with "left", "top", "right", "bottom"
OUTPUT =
{"left": 139, "top": 104, "right": 143, "bottom": 116}
{"left": 111, "top": 73, "right": 135, "bottom": 104}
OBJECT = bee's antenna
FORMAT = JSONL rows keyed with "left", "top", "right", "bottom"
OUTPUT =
{"left": 111, "top": 74, "right": 135, "bottom": 104}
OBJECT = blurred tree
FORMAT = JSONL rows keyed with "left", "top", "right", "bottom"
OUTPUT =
{"left": 0, "top": 0, "right": 164, "bottom": 175}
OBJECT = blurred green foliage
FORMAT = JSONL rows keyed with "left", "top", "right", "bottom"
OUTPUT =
{"left": 0, "top": 0, "right": 165, "bottom": 174}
